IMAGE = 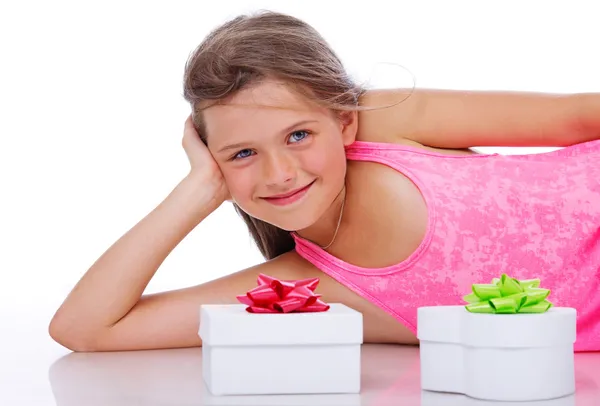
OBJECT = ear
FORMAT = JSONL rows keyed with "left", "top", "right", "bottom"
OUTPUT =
{"left": 338, "top": 110, "right": 358, "bottom": 146}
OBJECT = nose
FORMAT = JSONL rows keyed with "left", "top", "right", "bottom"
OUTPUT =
{"left": 262, "top": 151, "right": 296, "bottom": 187}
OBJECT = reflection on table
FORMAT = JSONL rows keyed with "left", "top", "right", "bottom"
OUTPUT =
{"left": 48, "top": 343, "right": 600, "bottom": 406}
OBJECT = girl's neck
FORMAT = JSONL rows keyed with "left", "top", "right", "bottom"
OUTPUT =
{"left": 294, "top": 184, "right": 347, "bottom": 250}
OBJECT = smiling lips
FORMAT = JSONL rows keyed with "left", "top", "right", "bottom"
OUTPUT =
{"left": 261, "top": 180, "right": 315, "bottom": 206}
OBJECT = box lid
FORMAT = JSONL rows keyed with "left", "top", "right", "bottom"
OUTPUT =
{"left": 417, "top": 305, "right": 576, "bottom": 347}
{"left": 199, "top": 303, "right": 363, "bottom": 346}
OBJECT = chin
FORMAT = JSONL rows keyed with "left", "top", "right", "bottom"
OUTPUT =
{"left": 264, "top": 213, "right": 319, "bottom": 232}
{"left": 280, "top": 219, "right": 316, "bottom": 232}
{"left": 240, "top": 204, "right": 320, "bottom": 232}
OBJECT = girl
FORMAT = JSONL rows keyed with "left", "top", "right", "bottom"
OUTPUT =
{"left": 50, "top": 10, "right": 600, "bottom": 352}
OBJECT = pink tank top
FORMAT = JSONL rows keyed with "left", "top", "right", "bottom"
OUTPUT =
{"left": 292, "top": 139, "right": 600, "bottom": 352}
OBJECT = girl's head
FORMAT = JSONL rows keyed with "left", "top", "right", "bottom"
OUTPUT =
{"left": 182, "top": 10, "right": 365, "bottom": 260}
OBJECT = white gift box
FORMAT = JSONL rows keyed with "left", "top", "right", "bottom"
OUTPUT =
{"left": 417, "top": 305, "right": 577, "bottom": 402}
{"left": 198, "top": 303, "right": 363, "bottom": 396}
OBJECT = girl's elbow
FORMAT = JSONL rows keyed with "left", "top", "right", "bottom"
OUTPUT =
{"left": 48, "top": 316, "right": 98, "bottom": 353}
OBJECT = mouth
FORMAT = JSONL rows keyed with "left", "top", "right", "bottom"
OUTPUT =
{"left": 261, "top": 180, "right": 316, "bottom": 206}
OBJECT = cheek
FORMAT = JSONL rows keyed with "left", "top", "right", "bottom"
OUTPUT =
{"left": 221, "top": 165, "right": 256, "bottom": 200}
{"left": 302, "top": 139, "right": 347, "bottom": 179}
{"left": 300, "top": 153, "right": 328, "bottom": 175}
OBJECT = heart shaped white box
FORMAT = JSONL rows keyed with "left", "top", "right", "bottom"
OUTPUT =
{"left": 417, "top": 305, "right": 577, "bottom": 402}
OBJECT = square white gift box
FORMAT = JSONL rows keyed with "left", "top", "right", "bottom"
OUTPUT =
{"left": 417, "top": 274, "right": 577, "bottom": 402}
{"left": 199, "top": 303, "right": 363, "bottom": 396}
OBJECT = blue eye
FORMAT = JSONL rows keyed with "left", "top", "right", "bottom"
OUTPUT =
{"left": 233, "top": 149, "right": 254, "bottom": 160}
{"left": 230, "top": 130, "right": 311, "bottom": 161}
{"left": 289, "top": 130, "right": 310, "bottom": 143}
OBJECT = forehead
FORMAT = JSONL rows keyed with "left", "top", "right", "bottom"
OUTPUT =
{"left": 203, "top": 81, "right": 329, "bottom": 142}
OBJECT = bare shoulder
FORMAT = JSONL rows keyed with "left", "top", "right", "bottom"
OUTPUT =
{"left": 355, "top": 89, "right": 482, "bottom": 156}
{"left": 390, "top": 137, "right": 482, "bottom": 156}
{"left": 357, "top": 130, "right": 481, "bottom": 156}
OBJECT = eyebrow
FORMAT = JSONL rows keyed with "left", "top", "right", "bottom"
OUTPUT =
{"left": 217, "top": 119, "right": 319, "bottom": 153}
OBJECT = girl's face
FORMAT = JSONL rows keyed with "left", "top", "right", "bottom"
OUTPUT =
{"left": 203, "top": 80, "right": 358, "bottom": 231}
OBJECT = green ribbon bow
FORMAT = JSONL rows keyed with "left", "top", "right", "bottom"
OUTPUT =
{"left": 463, "top": 273, "right": 553, "bottom": 314}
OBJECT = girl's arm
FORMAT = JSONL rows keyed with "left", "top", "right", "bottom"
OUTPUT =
{"left": 48, "top": 173, "right": 337, "bottom": 352}
{"left": 357, "top": 88, "right": 600, "bottom": 148}
{"left": 48, "top": 171, "right": 412, "bottom": 351}
{"left": 48, "top": 174, "right": 217, "bottom": 351}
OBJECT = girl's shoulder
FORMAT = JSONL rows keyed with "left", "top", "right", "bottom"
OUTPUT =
{"left": 353, "top": 133, "right": 484, "bottom": 157}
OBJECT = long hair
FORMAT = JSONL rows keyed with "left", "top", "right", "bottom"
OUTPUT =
{"left": 182, "top": 10, "right": 366, "bottom": 260}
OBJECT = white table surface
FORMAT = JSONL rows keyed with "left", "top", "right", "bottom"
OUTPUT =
{"left": 3, "top": 302, "right": 600, "bottom": 406}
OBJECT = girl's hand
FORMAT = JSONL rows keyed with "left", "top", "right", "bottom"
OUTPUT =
{"left": 181, "top": 114, "right": 230, "bottom": 204}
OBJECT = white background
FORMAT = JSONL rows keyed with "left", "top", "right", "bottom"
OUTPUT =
{"left": 0, "top": 0, "right": 599, "bottom": 403}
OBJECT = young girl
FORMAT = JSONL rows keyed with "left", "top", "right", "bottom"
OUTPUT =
{"left": 50, "top": 10, "right": 600, "bottom": 353}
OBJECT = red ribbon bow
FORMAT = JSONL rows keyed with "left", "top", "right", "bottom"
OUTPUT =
{"left": 236, "top": 273, "right": 330, "bottom": 313}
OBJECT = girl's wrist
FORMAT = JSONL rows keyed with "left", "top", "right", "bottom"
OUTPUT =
{"left": 169, "top": 174, "right": 224, "bottom": 220}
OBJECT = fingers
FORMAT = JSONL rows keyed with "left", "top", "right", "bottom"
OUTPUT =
{"left": 182, "top": 114, "right": 201, "bottom": 147}
{"left": 183, "top": 114, "right": 195, "bottom": 138}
